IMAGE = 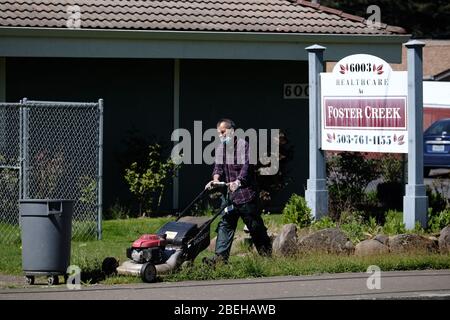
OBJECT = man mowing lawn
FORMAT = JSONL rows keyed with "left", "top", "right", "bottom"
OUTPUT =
{"left": 203, "top": 118, "right": 272, "bottom": 266}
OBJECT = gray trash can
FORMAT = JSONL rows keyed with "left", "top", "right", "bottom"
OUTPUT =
{"left": 19, "top": 199, "right": 74, "bottom": 285}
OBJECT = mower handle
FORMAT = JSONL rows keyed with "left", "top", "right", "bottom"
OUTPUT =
{"left": 175, "top": 182, "right": 228, "bottom": 221}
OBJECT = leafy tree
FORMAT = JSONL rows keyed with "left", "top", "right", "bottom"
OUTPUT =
{"left": 321, "top": 0, "right": 450, "bottom": 39}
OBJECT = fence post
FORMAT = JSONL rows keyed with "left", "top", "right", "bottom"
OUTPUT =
{"left": 19, "top": 101, "right": 23, "bottom": 201}
{"left": 305, "top": 44, "right": 328, "bottom": 220}
{"left": 21, "top": 97, "right": 29, "bottom": 199}
{"left": 403, "top": 40, "right": 428, "bottom": 229}
{"left": 97, "top": 99, "right": 104, "bottom": 240}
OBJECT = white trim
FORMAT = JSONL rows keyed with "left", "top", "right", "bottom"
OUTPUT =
{"left": 173, "top": 59, "right": 180, "bottom": 210}
{"left": 424, "top": 104, "right": 450, "bottom": 109}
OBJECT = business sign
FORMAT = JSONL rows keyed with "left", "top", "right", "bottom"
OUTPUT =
{"left": 320, "top": 54, "right": 408, "bottom": 153}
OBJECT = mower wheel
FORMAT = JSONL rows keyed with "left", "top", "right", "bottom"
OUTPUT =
{"left": 25, "top": 276, "right": 34, "bottom": 285}
{"left": 47, "top": 275, "right": 59, "bottom": 286}
{"left": 181, "top": 260, "right": 194, "bottom": 270}
{"left": 140, "top": 262, "right": 157, "bottom": 283}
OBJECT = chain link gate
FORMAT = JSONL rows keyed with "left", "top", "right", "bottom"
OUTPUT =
{"left": 0, "top": 99, "right": 103, "bottom": 243}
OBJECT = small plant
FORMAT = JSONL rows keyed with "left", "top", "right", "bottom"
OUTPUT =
{"left": 338, "top": 211, "right": 366, "bottom": 243}
{"left": 78, "top": 176, "right": 97, "bottom": 206}
{"left": 311, "top": 216, "right": 336, "bottom": 230}
{"left": 382, "top": 210, "right": 406, "bottom": 235}
{"left": 413, "top": 221, "right": 426, "bottom": 235}
{"left": 282, "top": 194, "right": 311, "bottom": 228}
{"left": 428, "top": 208, "right": 450, "bottom": 234}
{"left": 32, "top": 149, "right": 66, "bottom": 198}
{"left": 106, "top": 200, "right": 130, "bottom": 220}
{"left": 124, "top": 144, "right": 180, "bottom": 217}
{"left": 365, "top": 216, "right": 382, "bottom": 236}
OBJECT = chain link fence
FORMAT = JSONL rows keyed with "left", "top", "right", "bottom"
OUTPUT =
{"left": 0, "top": 103, "right": 21, "bottom": 243}
{"left": 0, "top": 99, "right": 103, "bottom": 243}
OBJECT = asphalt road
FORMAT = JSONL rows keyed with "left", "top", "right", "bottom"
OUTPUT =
{"left": 1, "top": 270, "right": 450, "bottom": 300}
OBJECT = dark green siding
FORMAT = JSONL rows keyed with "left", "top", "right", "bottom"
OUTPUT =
{"left": 179, "top": 59, "right": 309, "bottom": 211}
{"left": 6, "top": 58, "right": 174, "bottom": 213}
{"left": 6, "top": 58, "right": 309, "bottom": 213}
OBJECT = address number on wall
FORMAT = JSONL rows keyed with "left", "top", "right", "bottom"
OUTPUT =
{"left": 283, "top": 83, "right": 309, "bottom": 99}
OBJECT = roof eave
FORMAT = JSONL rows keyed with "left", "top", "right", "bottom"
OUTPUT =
{"left": 0, "top": 26, "right": 410, "bottom": 43}
{"left": 0, "top": 27, "right": 411, "bottom": 62}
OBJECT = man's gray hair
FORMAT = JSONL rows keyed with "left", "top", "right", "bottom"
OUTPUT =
{"left": 216, "top": 118, "right": 236, "bottom": 129}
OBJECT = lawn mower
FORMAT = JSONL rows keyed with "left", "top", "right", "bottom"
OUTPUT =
{"left": 102, "top": 181, "right": 233, "bottom": 283}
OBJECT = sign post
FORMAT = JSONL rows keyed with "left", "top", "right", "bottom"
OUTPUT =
{"left": 305, "top": 45, "right": 328, "bottom": 220}
{"left": 309, "top": 43, "right": 428, "bottom": 230}
{"left": 403, "top": 40, "right": 428, "bottom": 229}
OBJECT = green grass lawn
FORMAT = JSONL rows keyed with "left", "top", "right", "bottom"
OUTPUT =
{"left": 1, "top": 214, "right": 449, "bottom": 286}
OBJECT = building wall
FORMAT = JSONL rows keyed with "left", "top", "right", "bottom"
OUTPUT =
{"left": 424, "top": 106, "right": 450, "bottom": 130}
{"left": 178, "top": 59, "right": 309, "bottom": 211}
{"left": 5, "top": 57, "right": 309, "bottom": 214}
{"left": 6, "top": 57, "right": 174, "bottom": 214}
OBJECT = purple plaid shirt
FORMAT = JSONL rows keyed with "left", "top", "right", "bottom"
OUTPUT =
{"left": 212, "top": 137, "right": 256, "bottom": 205}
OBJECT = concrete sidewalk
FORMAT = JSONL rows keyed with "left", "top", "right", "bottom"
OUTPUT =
{"left": 1, "top": 269, "right": 450, "bottom": 300}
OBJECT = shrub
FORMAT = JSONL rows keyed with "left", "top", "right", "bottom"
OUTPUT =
{"left": 282, "top": 194, "right": 311, "bottom": 228}
{"left": 376, "top": 154, "right": 404, "bottom": 210}
{"left": 365, "top": 190, "right": 379, "bottom": 207}
{"left": 379, "top": 154, "right": 404, "bottom": 184}
{"left": 426, "top": 183, "right": 448, "bottom": 215}
{"left": 377, "top": 182, "right": 403, "bottom": 211}
{"left": 327, "top": 152, "right": 379, "bottom": 220}
{"left": 382, "top": 210, "right": 406, "bottom": 235}
{"left": 124, "top": 144, "right": 180, "bottom": 217}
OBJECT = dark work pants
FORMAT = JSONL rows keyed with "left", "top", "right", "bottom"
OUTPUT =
{"left": 215, "top": 199, "right": 272, "bottom": 260}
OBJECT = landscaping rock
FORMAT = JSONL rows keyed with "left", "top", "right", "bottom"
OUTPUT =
{"left": 438, "top": 226, "right": 450, "bottom": 254}
{"left": 373, "top": 234, "right": 389, "bottom": 246}
{"left": 344, "top": 241, "right": 355, "bottom": 254}
{"left": 389, "top": 234, "right": 439, "bottom": 253}
{"left": 355, "top": 239, "right": 389, "bottom": 256}
{"left": 297, "top": 228, "right": 351, "bottom": 254}
{"left": 272, "top": 224, "right": 298, "bottom": 256}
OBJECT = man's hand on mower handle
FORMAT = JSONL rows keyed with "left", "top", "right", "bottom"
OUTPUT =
{"left": 227, "top": 180, "right": 241, "bottom": 192}
{"left": 205, "top": 180, "right": 226, "bottom": 190}
{"left": 205, "top": 174, "right": 220, "bottom": 190}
